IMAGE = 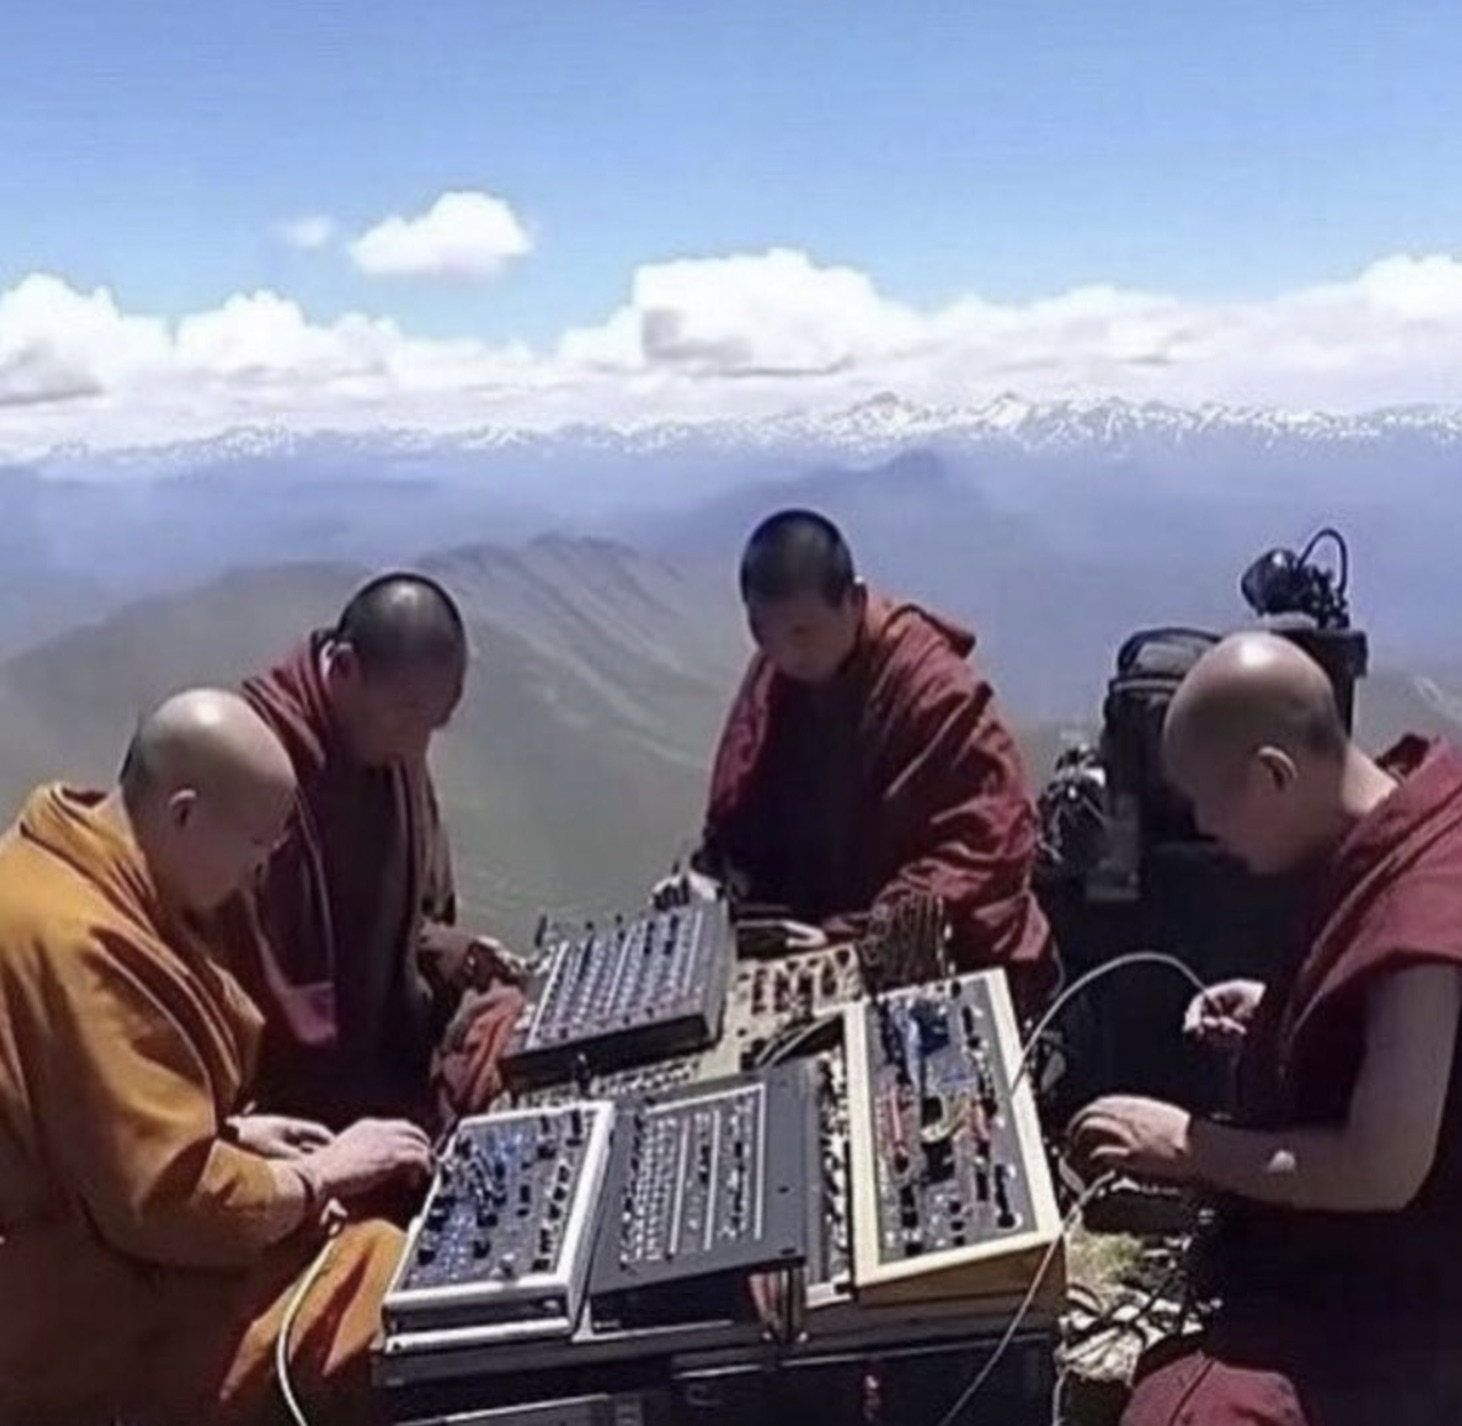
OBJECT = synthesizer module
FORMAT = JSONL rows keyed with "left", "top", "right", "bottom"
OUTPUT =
{"left": 844, "top": 969, "right": 1063, "bottom": 1308}
{"left": 380, "top": 1101, "right": 614, "bottom": 1352}
{"left": 503, "top": 903, "right": 733, "bottom": 1088}
{"left": 589, "top": 1063, "right": 813, "bottom": 1332}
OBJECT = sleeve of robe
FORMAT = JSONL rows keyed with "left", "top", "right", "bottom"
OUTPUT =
{"left": 848, "top": 644, "right": 1049, "bottom": 975}
{"left": 29, "top": 929, "right": 301, "bottom": 1269}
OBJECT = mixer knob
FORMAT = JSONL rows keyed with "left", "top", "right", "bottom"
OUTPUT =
{"left": 499, "top": 1255, "right": 517, "bottom": 1279}
{"left": 568, "top": 1108, "right": 585, "bottom": 1143}
{"left": 417, "top": 1236, "right": 438, "bottom": 1265}
{"left": 473, "top": 1235, "right": 491, "bottom": 1259}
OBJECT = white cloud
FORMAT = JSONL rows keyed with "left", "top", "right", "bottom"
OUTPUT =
{"left": 1, "top": 248, "right": 1461, "bottom": 449}
{"left": 349, "top": 190, "right": 532, "bottom": 280}
{"left": 276, "top": 215, "right": 337, "bottom": 251}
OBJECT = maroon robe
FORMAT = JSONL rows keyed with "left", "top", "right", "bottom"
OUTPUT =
{"left": 1124, "top": 736, "right": 1462, "bottom": 1426}
{"left": 701, "top": 595, "right": 1055, "bottom": 1010}
{"left": 217, "top": 634, "right": 521, "bottom": 1130}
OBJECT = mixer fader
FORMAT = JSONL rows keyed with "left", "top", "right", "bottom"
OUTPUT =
{"left": 381, "top": 1102, "right": 614, "bottom": 1351}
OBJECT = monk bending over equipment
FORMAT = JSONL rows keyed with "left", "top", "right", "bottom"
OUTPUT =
{"left": 678, "top": 509, "right": 1055, "bottom": 1013}
{"left": 1069, "top": 633, "right": 1462, "bottom": 1426}
{"left": 0, "top": 690, "right": 432, "bottom": 1426}
{"left": 223, "top": 573, "right": 526, "bottom": 1130}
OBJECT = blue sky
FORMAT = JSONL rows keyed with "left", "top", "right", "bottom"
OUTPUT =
{"left": 3, "top": 0, "right": 1459, "bottom": 347}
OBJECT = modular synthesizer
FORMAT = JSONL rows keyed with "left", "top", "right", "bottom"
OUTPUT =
{"left": 502, "top": 904, "right": 734, "bottom": 1087}
{"left": 380, "top": 1102, "right": 614, "bottom": 1352}
{"left": 589, "top": 1063, "right": 813, "bottom": 1332}
{"left": 844, "top": 969, "right": 1063, "bottom": 1307}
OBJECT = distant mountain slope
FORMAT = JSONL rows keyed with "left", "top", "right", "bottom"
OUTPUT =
{"left": 7, "top": 395, "right": 1461, "bottom": 685}
{"left": 0, "top": 540, "right": 746, "bottom": 945}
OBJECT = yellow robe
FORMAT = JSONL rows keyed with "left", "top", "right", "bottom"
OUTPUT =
{"left": 0, "top": 785, "right": 404, "bottom": 1425}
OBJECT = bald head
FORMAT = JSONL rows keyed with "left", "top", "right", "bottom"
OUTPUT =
{"left": 119, "top": 689, "right": 296, "bottom": 911}
{"left": 335, "top": 572, "right": 466, "bottom": 678}
{"left": 123, "top": 688, "right": 295, "bottom": 803}
{"left": 1161, "top": 633, "right": 1356, "bottom": 874}
{"left": 325, "top": 573, "right": 467, "bottom": 765}
{"left": 1163, "top": 632, "right": 1348, "bottom": 776}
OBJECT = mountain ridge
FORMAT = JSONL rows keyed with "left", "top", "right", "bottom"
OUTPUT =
{"left": 11, "top": 392, "right": 1462, "bottom": 472}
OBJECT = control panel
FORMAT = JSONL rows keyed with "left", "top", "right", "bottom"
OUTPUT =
{"left": 854, "top": 893, "right": 952, "bottom": 995}
{"left": 844, "top": 970, "right": 1062, "bottom": 1308}
{"left": 727, "top": 945, "right": 862, "bottom": 1067}
{"left": 504, "top": 904, "right": 733, "bottom": 1087}
{"left": 382, "top": 1102, "right": 614, "bottom": 1350}
{"left": 807, "top": 1048, "right": 853, "bottom": 1303}
{"left": 589, "top": 1064, "right": 813, "bottom": 1332}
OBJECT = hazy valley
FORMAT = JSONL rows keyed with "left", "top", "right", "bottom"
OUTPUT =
{"left": 2, "top": 394, "right": 1459, "bottom": 945}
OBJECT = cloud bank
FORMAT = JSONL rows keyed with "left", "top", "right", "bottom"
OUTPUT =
{"left": 1, "top": 247, "right": 1460, "bottom": 450}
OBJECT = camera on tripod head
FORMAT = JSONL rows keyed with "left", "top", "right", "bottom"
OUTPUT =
{"left": 1238, "top": 526, "right": 1368, "bottom": 732}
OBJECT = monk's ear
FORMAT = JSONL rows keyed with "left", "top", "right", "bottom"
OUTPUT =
{"left": 326, "top": 640, "right": 363, "bottom": 690}
{"left": 847, "top": 580, "right": 868, "bottom": 618}
{"left": 1255, "top": 745, "right": 1297, "bottom": 793}
{"left": 165, "top": 787, "right": 199, "bottom": 830}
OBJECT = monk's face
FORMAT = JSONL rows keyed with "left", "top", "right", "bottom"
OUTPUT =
{"left": 331, "top": 652, "right": 466, "bottom": 766}
{"left": 1170, "top": 743, "right": 1311, "bottom": 875}
{"left": 746, "top": 587, "right": 866, "bottom": 685}
{"left": 164, "top": 772, "right": 295, "bottom": 911}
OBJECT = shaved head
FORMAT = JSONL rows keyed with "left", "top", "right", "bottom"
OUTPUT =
{"left": 1162, "top": 632, "right": 1377, "bottom": 874}
{"left": 739, "top": 510, "right": 867, "bottom": 684}
{"left": 1163, "top": 632, "right": 1347, "bottom": 780}
{"left": 323, "top": 572, "right": 467, "bottom": 765}
{"left": 123, "top": 688, "right": 295, "bottom": 804}
{"left": 118, "top": 688, "right": 297, "bottom": 911}
{"left": 335, "top": 572, "right": 466, "bottom": 677}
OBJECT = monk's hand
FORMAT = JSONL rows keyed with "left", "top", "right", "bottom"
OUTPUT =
{"left": 420, "top": 923, "right": 530, "bottom": 991}
{"left": 304, "top": 1118, "right": 435, "bottom": 1201}
{"left": 1183, "top": 979, "right": 1265, "bottom": 1051}
{"left": 229, "top": 1113, "right": 334, "bottom": 1160}
{"left": 1066, "top": 1095, "right": 1194, "bottom": 1184}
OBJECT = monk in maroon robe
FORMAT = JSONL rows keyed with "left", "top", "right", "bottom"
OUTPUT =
{"left": 218, "top": 573, "right": 526, "bottom": 1131}
{"left": 683, "top": 509, "right": 1055, "bottom": 1014}
{"left": 1069, "top": 632, "right": 1462, "bottom": 1426}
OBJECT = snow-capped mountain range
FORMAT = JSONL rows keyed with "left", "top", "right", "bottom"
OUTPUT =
{"left": 12, "top": 392, "right": 1462, "bottom": 481}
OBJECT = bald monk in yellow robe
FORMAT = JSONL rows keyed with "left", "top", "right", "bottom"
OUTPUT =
{"left": 0, "top": 690, "right": 433, "bottom": 1426}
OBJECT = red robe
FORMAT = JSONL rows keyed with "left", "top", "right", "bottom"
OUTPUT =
{"left": 218, "top": 634, "right": 521, "bottom": 1130}
{"left": 701, "top": 595, "right": 1054, "bottom": 1010}
{"left": 1124, "top": 736, "right": 1462, "bottom": 1426}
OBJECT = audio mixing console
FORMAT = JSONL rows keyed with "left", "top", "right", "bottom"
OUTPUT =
{"left": 381, "top": 1102, "right": 614, "bottom": 1352}
{"left": 845, "top": 970, "right": 1062, "bottom": 1308}
{"left": 503, "top": 904, "right": 733, "bottom": 1087}
{"left": 590, "top": 1064, "right": 813, "bottom": 1332}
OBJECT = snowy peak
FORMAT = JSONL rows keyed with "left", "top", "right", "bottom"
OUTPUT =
{"left": 16, "top": 393, "right": 1462, "bottom": 476}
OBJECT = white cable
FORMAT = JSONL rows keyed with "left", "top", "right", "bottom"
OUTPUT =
{"left": 1011, "top": 951, "right": 1208, "bottom": 1100}
{"left": 276, "top": 1224, "right": 342, "bottom": 1426}
{"left": 930, "top": 1172, "right": 1114, "bottom": 1426}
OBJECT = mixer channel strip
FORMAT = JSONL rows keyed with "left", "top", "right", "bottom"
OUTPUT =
{"left": 503, "top": 904, "right": 733, "bottom": 1088}
{"left": 589, "top": 1063, "right": 814, "bottom": 1332}
{"left": 844, "top": 970, "right": 1063, "bottom": 1308}
{"left": 381, "top": 1102, "right": 614, "bottom": 1352}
